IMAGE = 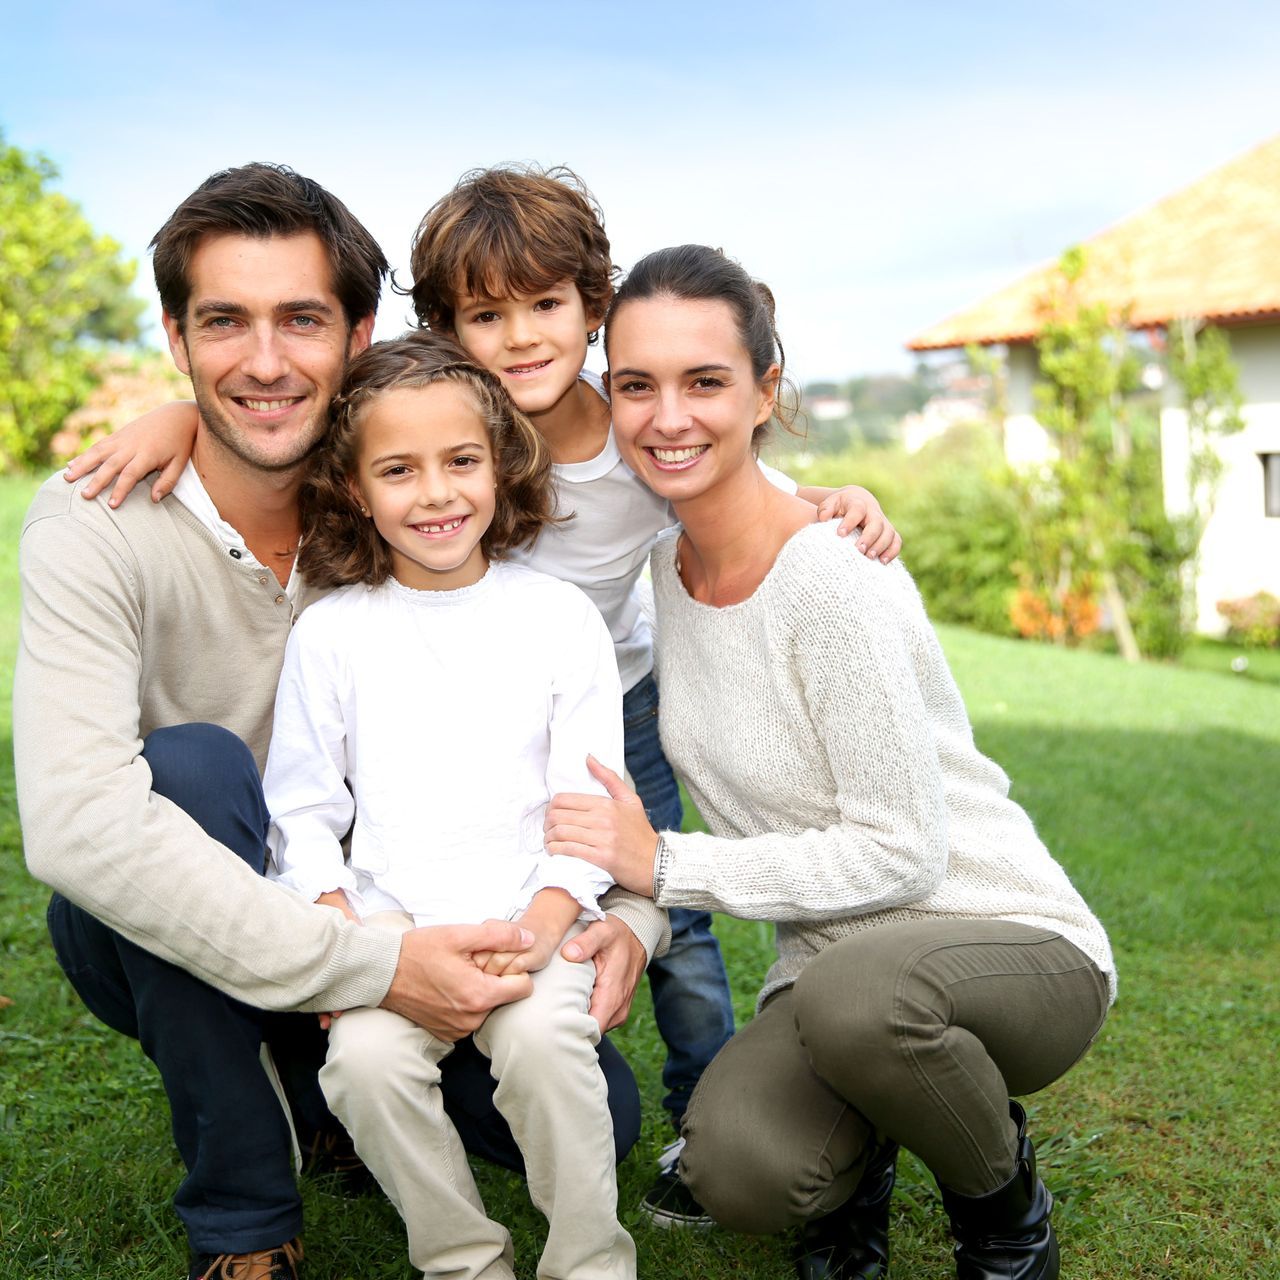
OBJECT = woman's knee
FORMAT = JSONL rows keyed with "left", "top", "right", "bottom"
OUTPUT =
{"left": 792, "top": 936, "right": 907, "bottom": 1091}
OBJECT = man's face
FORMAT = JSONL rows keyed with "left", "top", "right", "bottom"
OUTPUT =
{"left": 162, "top": 232, "right": 373, "bottom": 473}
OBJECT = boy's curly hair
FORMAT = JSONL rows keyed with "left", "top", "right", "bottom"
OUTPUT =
{"left": 298, "top": 331, "right": 561, "bottom": 589}
{"left": 406, "top": 164, "right": 617, "bottom": 339}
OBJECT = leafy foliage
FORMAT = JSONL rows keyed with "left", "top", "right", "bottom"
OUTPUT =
{"left": 1166, "top": 320, "right": 1246, "bottom": 517}
{"left": 0, "top": 133, "right": 144, "bottom": 471}
{"left": 1017, "top": 249, "right": 1194, "bottom": 660}
{"left": 1216, "top": 591, "right": 1280, "bottom": 648}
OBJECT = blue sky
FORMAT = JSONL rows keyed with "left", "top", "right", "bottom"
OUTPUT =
{"left": 3, "top": 0, "right": 1279, "bottom": 379}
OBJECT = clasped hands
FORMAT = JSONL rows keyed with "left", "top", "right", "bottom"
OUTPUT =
{"left": 316, "top": 870, "right": 646, "bottom": 1043}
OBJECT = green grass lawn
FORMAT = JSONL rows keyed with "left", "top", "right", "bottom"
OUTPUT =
{"left": 1, "top": 471, "right": 1277, "bottom": 1278}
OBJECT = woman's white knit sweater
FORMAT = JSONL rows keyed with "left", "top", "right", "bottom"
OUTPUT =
{"left": 652, "top": 522, "right": 1115, "bottom": 1010}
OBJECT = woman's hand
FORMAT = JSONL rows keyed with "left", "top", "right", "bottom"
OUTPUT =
{"left": 64, "top": 401, "right": 199, "bottom": 508}
{"left": 545, "top": 755, "right": 659, "bottom": 896}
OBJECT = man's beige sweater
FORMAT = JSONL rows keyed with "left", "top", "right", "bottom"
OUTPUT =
{"left": 14, "top": 475, "right": 664, "bottom": 1012}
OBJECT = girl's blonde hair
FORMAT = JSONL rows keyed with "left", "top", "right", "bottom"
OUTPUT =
{"left": 299, "top": 331, "right": 560, "bottom": 588}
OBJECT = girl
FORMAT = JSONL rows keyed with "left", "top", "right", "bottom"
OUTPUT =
{"left": 545, "top": 245, "right": 1115, "bottom": 1280}
{"left": 265, "top": 331, "right": 635, "bottom": 1280}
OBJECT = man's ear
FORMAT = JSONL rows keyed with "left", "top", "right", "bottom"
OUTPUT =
{"left": 348, "top": 313, "right": 375, "bottom": 358}
{"left": 162, "top": 310, "right": 191, "bottom": 376}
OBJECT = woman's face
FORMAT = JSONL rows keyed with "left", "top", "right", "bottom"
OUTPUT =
{"left": 606, "top": 296, "right": 777, "bottom": 506}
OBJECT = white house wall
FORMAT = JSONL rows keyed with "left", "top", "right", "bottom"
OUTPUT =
{"left": 1187, "top": 324, "right": 1280, "bottom": 635}
{"left": 1003, "top": 328, "right": 1280, "bottom": 636}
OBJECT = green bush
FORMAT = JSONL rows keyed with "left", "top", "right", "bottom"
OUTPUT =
{"left": 774, "top": 423, "right": 1024, "bottom": 635}
{"left": 1217, "top": 591, "right": 1280, "bottom": 648}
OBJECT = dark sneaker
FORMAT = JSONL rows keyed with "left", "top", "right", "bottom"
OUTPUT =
{"left": 188, "top": 1236, "right": 303, "bottom": 1280}
{"left": 300, "top": 1127, "right": 377, "bottom": 1197}
{"left": 640, "top": 1140, "right": 714, "bottom": 1230}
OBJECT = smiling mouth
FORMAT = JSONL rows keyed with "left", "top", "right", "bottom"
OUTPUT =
{"left": 504, "top": 360, "right": 551, "bottom": 376}
{"left": 410, "top": 516, "right": 467, "bottom": 537}
{"left": 647, "top": 445, "right": 709, "bottom": 469}
{"left": 235, "top": 396, "right": 304, "bottom": 414}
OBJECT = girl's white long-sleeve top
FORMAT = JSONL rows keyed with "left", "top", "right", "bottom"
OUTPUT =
{"left": 264, "top": 561, "right": 622, "bottom": 926}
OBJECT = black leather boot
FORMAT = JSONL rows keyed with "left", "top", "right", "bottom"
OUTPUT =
{"left": 794, "top": 1139, "right": 899, "bottom": 1280}
{"left": 938, "top": 1102, "right": 1059, "bottom": 1280}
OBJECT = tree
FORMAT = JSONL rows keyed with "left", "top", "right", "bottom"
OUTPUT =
{"left": 0, "top": 132, "right": 144, "bottom": 470}
{"left": 1015, "top": 247, "right": 1192, "bottom": 662}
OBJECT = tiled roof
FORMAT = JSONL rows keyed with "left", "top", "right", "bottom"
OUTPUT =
{"left": 907, "top": 134, "right": 1280, "bottom": 351}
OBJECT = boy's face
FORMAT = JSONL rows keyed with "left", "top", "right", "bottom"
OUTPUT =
{"left": 451, "top": 280, "right": 600, "bottom": 419}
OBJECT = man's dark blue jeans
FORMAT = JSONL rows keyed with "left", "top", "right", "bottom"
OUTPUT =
{"left": 46, "top": 722, "right": 640, "bottom": 1255}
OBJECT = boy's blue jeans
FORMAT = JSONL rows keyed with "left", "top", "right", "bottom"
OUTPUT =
{"left": 623, "top": 672, "right": 736, "bottom": 1128}
{"left": 45, "top": 723, "right": 640, "bottom": 1256}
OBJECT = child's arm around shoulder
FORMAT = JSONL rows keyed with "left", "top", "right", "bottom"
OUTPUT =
{"left": 64, "top": 400, "right": 199, "bottom": 508}
{"left": 797, "top": 481, "right": 902, "bottom": 563}
{"left": 760, "top": 458, "right": 901, "bottom": 562}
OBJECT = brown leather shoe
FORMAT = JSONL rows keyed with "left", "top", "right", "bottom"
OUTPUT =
{"left": 188, "top": 1236, "right": 303, "bottom": 1280}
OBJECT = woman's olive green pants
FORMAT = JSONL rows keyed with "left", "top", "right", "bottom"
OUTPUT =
{"left": 680, "top": 919, "right": 1109, "bottom": 1232}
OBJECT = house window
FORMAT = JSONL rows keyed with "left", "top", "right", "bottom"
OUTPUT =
{"left": 1265, "top": 454, "right": 1280, "bottom": 518}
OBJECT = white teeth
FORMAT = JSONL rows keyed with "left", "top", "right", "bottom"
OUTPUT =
{"left": 652, "top": 446, "right": 708, "bottom": 463}
{"left": 416, "top": 518, "right": 464, "bottom": 533}
{"left": 242, "top": 398, "right": 296, "bottom": 412}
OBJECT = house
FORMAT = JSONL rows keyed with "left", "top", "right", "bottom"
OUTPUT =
{"left": 907, "top": 134, "right": 1280, "bottom": 635}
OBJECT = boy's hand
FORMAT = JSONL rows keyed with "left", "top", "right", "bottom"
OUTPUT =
{"left": 816, "top": 485, "right": 902, "bottom": 562}
{"left": 64, "top": 400, "right": 199, "bottom": 508}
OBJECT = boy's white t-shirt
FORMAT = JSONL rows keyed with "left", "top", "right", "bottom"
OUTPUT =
{"left": 509, "top": 372, "right": 798, "bottom": 692}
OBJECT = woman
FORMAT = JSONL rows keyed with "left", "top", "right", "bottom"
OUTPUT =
{"left": 545, "top": 244, "right": 1115, "bottom": 1280}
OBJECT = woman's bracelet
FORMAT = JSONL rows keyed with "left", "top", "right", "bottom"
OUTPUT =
{"left": 652, "top": 833, "right": 673, "bottom": 900}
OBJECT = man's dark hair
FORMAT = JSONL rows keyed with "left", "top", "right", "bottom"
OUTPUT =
{"left": 151, "top": 162, "right": 389, "bottom": 332}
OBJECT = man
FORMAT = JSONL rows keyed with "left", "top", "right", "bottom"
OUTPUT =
{"left": 14, "top": 162, "right": 663, "bottom": 1280}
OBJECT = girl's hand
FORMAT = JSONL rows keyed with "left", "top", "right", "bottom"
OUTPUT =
{"left": 315, "top": 889, "right": 361, "bottom": 1027}
{"left": 816, "top": 484, "right": 902, "bottom": 562}
{"left": 64, "top": 400, "right": 199, "bottom": 508}
{"left": 544, "top": 756, "right": 659, "bottom": 896}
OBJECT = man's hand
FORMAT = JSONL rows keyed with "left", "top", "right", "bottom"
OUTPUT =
{"left": 381, "top": 919, "right": 535, "bottom": 1041}
{"left": 562, "top": 914, "right": 647, "bottom": 1034}
{"left": 544, "top": 755, "right": 658, "bottom": 894}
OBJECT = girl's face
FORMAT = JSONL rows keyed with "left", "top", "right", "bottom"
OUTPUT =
{"left": 349, "top": 383, "right": 497, "bottom": 591}
{"left": 606, "top": 296, "right": 777, "bottom": 507}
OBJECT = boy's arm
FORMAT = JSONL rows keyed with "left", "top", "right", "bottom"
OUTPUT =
{"left": 795, "top": 482, "right": 902, "bottom": 563}
{"left": 64, "top": 401, "right": 199, "bottom": 507}
{"left": 758, "top": 459, "right": 901, "bottom": 562}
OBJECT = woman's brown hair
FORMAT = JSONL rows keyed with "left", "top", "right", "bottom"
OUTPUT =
{"left": 299, "top": 331, "right": 560, "bottom": 588}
